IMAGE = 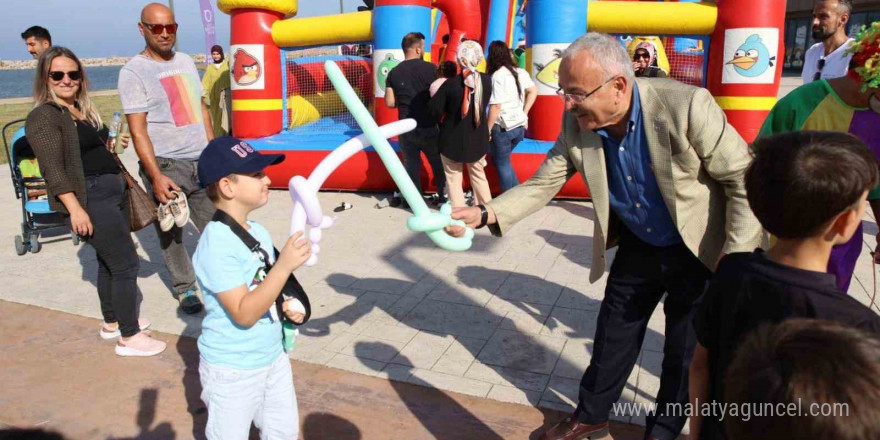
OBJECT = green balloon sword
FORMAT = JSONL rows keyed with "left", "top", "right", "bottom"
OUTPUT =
{"left": 323, "top": 60, "right": 474, "bottom": 251}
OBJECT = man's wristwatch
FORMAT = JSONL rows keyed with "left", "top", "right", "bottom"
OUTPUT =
{"left": 476, "top": 204, "right": 489, "bottom": 229}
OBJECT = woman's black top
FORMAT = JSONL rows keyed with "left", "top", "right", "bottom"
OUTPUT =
{"left": 75, "top": 120, "right": 118, "bottom": 177}
{"left": 428, "top": 74, "right": 493, "bottom": 163}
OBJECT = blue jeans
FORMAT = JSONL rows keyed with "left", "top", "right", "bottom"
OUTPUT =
{"left": 490, "top": 125, "right": 525, "bottom": 193}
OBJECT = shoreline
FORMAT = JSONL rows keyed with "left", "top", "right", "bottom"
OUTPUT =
{"left": 0, "top": 53, "right": 208, "bottom": 71}
{"left": 0, "top": 88, "right": 119, "bottom": 105}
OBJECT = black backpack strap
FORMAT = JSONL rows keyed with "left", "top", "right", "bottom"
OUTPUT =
{"left": 212, "top": 210, "right": 271, "bottom": 262}
{"left": 211, "top": 209, "right": 311, "bottom": 325}
{"left": 274, "top": 247, "right": 312, "bottom": 325}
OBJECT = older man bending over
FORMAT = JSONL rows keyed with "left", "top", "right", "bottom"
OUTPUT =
{"left": 447, "top": 33, "right": 761, "bottom": 440}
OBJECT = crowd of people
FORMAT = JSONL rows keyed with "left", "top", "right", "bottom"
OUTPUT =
{"left": 11, "top": 0, "right": 880, "bottom": 438}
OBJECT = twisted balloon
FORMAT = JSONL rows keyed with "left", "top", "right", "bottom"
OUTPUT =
{"left": 287, "top": 61, "right": 474, "bottom": 262}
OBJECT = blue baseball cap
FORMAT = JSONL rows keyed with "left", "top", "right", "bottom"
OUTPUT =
{"left": 198, "top": 136, "right": 285, "bottom": 188}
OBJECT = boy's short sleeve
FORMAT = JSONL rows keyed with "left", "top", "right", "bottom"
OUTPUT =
{"left": 197, "top": 252, "right": 247, "bottom": 295}
{"left": 194, "top": 226, "right": 250, "bottom": 295}
{"left": 118, "top": 67, "right": 150, "bottom": 114}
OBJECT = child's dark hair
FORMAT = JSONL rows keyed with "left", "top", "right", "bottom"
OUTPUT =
{"left": 206, "top": 174, "right": 237, "bottom": 203}
{"left": 724, "top": 319, "right": 880, "bottom": 440}
{"left": 437, "top": 61, "right": 457, "bottom": 79}
{"left": 746, "top": 131, "right": 877, "bottom": 239}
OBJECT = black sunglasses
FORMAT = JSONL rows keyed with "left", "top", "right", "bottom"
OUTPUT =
{"left": 141, "top": 22, "right": 178, "bottom": 35}
{"left": 49, "top": 70, "right": 82, "bottom": 81}
{"left": 813, "top": 58, "right": 826, "bottom": 81}
{"left": 633, "top": 52, "right": 650, "bottom": 60}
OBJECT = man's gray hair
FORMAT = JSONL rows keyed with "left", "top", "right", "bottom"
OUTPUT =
{"left": 562, "top": 33, "right": 635, "bottom": 83}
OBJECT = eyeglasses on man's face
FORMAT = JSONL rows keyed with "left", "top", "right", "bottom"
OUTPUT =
{"left": 557, "top": 77, "right": 616, "bottom": 104}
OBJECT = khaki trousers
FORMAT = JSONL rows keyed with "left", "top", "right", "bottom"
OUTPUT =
{"left": 441, "top": 154, "right": 492, "bottom": 208}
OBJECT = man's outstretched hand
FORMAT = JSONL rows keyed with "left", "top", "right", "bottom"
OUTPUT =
{"left": 445, "top": 206, "right": 483, "bottom": 237}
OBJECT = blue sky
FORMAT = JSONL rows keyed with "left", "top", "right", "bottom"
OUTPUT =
{"left": 0, "top": 0, "right": 370, "bottom": 61}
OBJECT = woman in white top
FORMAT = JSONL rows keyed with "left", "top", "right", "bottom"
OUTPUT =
{"left": 486, "top": 40, "right": 537, "bottom": 193}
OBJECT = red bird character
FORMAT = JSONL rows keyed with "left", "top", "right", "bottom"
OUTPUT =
{"left": 233, "top": 49, "right": 261, "bottom": 86}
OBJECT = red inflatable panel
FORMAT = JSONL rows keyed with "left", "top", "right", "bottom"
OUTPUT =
{"left": 230, "top": 9, "right": 284, "bottom": 139}
{"left": 725, "top": 109, "right": 771, "bottom": 144}
{"left": 263, "top": 150, "right": 590, "bottom": 198}
{"left": 528, "top": 95, "right": 564, "bottom": 141}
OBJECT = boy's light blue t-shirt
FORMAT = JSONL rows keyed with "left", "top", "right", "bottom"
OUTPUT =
{"left": 195, "top": 220, "right": 282, "bottom": 370}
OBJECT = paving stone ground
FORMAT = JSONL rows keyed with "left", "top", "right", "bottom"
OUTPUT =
{"left": 1, "top": 132, "right": 877, "bottom": 435}
{"left": 4, "top": 299, "right": 666, "bottom": 440}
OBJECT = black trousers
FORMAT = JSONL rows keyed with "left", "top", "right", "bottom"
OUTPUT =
{"left": 575, "top": 227, "right": 711, "bottom": 440}
{"left": 84, "top": 173, "right": 140, "bottom": 337}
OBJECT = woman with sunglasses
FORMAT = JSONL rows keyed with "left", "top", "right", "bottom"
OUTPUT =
{"left": 631, "top": 41, "right": 667, "bottom": 78}
{"left": 26, "top": 46, "right": 166, "bottom": 357}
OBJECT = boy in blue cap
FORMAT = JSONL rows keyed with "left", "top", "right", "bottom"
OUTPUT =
{"left": 193, "top": 136, "right": 311, "bottom": 439}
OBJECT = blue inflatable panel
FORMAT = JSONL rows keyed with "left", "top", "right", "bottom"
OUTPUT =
{"left": 247, "top": 119, "right": 556, "bottom": 155}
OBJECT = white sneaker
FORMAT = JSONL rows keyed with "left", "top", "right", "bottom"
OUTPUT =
{"left": 99, "top": 318, "right": 152, "bottom": 339}
{"left": 115, "top": 332, "right": 167, "bottom": 357}
{"left": 169, "top": 190, "right": 190, "bottom": 228}
{"left": 158, "top": 203, "right": 174, "bottom": 232}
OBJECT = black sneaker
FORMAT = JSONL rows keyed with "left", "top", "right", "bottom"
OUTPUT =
{"left": 178, "top": 288, "right": 204, "bottom": 314}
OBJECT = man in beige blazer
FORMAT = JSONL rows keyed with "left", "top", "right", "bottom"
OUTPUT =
{"left": 448, "top": 33, "right": 762, "bottom": 440}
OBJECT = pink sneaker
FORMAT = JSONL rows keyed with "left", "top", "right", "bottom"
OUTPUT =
{"left": 115, "top": 332, "right": 167, "bottom": 357}
{"left": 100, "top": 318, "right": 152, "bottom": 340}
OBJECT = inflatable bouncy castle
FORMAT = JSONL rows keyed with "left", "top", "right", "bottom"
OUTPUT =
{"left": 217, "top": 0, "right": 785, "bottom": 197}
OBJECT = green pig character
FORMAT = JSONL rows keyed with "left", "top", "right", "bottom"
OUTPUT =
{"left": 377, "top": 53, "right": 400, "bottom": 90}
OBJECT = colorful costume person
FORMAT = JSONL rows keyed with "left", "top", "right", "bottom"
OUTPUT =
{"left": 201, "top": 45, "right": 231, "bottom": 137}
{"left": 759, "top": 22, "right": 880, "bottom": 292}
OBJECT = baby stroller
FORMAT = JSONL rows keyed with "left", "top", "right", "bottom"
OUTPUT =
{"left": 3, "top": 118, "right": 80, "bottom": 255}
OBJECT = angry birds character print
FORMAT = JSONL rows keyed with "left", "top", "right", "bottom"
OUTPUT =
{"left": 377, "top": 53, "right": 400, "bottom": 90}
{"left": 233, "top": 49, "right": 262, "bottom": 86}
{"left": 727, "top": 34, "right": 775, "bottom": 77}
{"left": 534, "top": 49, "right": 563, "bottom": 88}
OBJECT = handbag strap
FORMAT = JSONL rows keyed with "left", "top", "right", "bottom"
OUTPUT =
{"left": 110, "top": 153, "right": 135, "bottom": 189}
{"left": 211, "top": 209, "right": 312, "bottom": 325}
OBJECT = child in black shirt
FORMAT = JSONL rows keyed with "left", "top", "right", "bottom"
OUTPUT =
{"left": 689, "top": 131, "right": 880, "bottom": 440}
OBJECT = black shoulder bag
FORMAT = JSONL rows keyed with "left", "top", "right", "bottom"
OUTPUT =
{"left": 211, "top": 210, "right": 312, "bottom": 333}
